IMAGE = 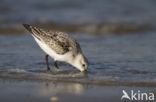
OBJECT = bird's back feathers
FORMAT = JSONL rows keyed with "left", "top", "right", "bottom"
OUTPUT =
{"left": 23, "top": 24, "right": 81, "bottom": 55}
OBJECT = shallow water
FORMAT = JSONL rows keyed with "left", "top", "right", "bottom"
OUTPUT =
{"left": 0, "top": 32, "right": 156, "bottom": 86}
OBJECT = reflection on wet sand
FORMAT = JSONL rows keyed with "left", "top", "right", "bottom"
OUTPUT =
{"left": 37, "top": 83, "right": 86, "bottom": 96}
{"left": 0, "top": 79, "right": 155, "bottom": 102}
{"left": 50, "top": 96, "right": 58, "bottom": 102}
{"left": 34, "top": 82, "right": 87, "bottom": 102}
{"left": 35, "top": 82, "right": 87, "bottom": 102}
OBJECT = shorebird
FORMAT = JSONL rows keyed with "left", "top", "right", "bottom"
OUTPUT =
{"left": 23, "top": 24, "right": 88, "bottom": 72}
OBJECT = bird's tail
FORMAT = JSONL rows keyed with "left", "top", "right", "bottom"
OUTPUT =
{"left": 23, "top": 24, "right": 33, "bottom": 33}
{"left": 23, "top": 24, "right": 41, "bottom": 40}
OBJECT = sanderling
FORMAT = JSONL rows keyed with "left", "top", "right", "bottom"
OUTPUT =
{"left": 23, "top": 24, "right": 88, "bottom": 72}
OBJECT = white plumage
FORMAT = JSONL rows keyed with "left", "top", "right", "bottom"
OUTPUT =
{"left": 23, "top": 24, "right": 88, "bottom": 72}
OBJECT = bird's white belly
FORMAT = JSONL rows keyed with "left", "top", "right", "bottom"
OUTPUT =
{"left": 33, "top": 36, "right": 72, "bottom": 62}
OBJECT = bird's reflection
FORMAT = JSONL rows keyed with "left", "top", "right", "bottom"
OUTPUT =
{"left": 37, "top": 82, "right": 87, "bottom": 96}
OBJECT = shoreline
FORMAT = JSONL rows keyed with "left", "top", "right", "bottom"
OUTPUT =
{"left": 0, "top": 76, "right": 156, "bottom": 87}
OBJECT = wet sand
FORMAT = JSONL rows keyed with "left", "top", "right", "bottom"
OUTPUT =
{"left": 0, "top": 79, "right": 155, "bottom": 102}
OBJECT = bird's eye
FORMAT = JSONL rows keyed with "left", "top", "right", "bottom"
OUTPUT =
{"left": 82, "top": 64, "right": 85, "bottom": 67}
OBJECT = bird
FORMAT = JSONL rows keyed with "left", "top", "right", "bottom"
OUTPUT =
{"left": 23, "top": 24, "right": 88, "bottom": 72}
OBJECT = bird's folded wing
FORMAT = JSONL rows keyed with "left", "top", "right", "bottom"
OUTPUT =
{"left": 23, "top": 24, "right": 81, "bottom": 55}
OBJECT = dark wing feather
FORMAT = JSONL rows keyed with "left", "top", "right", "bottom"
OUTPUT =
{"left": 23, "top": 24, "right": 81, "bottom": 55}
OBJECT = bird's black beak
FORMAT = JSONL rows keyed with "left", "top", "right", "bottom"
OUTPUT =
{"left": 81, "top": 70, "right": 88, "bottom": 75}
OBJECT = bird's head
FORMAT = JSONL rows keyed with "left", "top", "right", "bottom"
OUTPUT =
{"left": 70, "top": 53, "right": 88, "bottom": 72}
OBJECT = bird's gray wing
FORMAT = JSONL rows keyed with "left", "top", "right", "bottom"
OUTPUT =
{"left": 23, "top": 24, "right": 81, "bottom": 55}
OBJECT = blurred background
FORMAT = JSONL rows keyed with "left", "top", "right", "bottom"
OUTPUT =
{"left": 0, "top": 0, "right": 156, "bottom": 102}
{"left": 0, "top": 0, "right": 156, "bottom": 34}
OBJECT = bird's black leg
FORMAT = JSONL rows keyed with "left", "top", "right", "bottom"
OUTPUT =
{"left": 45, "top": 55, "right": 50, "bottom": 70}
{"left": 54, "top": 61, "right": 59, "bottom": 69}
